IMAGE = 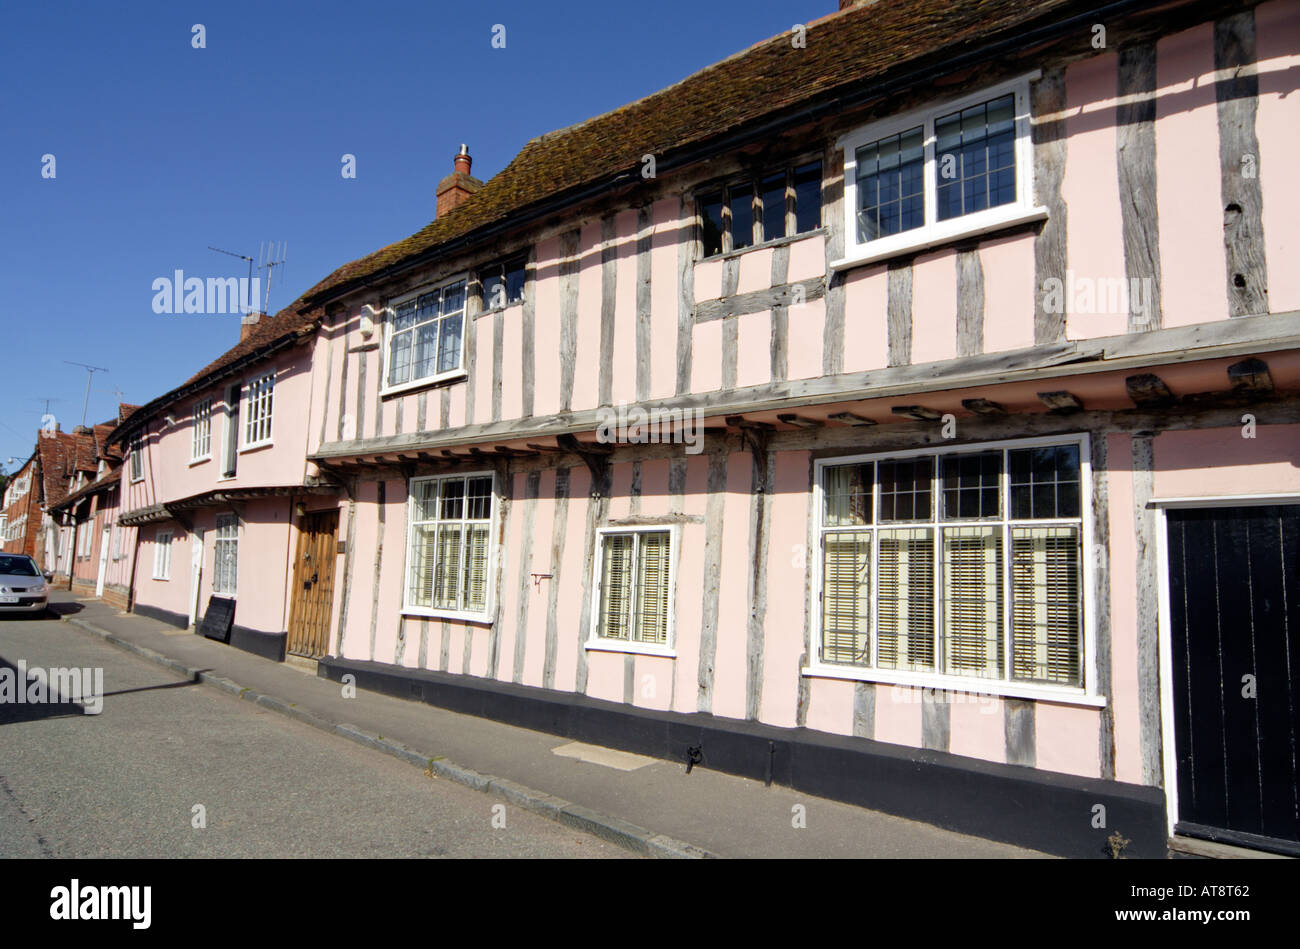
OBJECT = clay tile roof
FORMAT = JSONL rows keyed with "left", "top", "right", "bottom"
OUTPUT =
{"left": 35, "top": 431, "right": 83, "bottom": 508}
{"left": 50, "top": 465, "right": 120, "bottom": 512}
{"left": 298, "top": 0, "right": 1072, "bottom": 304}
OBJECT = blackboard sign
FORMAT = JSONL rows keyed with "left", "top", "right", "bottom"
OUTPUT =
{"left": 199, "top": 596, "right": 235, "bottom": 643}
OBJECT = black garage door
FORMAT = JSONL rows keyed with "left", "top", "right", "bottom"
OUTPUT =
{"left": 1166, "top": 504, "right": 1299, "bottom": 855}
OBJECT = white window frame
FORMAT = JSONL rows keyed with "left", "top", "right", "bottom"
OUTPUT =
{"left": 152, "top": 529, "right": 173, "bottom": 580}
{"left": 586, "top": 524, "right": 679, "bottom": 658}
{"left": 804, "top": 433, "right": 1102, "bottom": 707}
{"left": 401, "top": 470, "right": 497, "bottom": 623}
{"left": 129, "top": 435, "right": 144, "bottom": 483}
{"left": 834, "top": 72, "right": 1046, "bottom": 271}
{"left": 212, "top": 513, "right": 239, "bottom": 597}
{"left": 191, "top": 397, "right": 213, "bottom": 463}
{"left": 240, "top": 372, "right": 274, "bottom": 451}
{"left": 380, "top": 274, "right": 470, "bottom": 398}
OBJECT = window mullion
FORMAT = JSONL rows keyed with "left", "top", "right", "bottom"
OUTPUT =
{"left": 1002, "top": 450, "right": 1013, "bottom": 681}
{"left": 626, "top": 533, "right": 641, "bottom": 643}
{"left": 455, "top": 498, "right": 470, "bottom": 613}
{"left": 932, "top": 458, "right": 943, "bottom": 675}
{"left": 923, "top": 117, "right": 938, "bottom": 229}
{"left": 869, "top": 461, "right": 880, "bottom": 668}
{"left": 785, "top": 168, "right": 797, "bottom": 238}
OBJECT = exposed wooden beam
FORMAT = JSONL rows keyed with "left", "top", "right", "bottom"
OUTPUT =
{"left": 525, "top": 442, "right": 565, "bottom": 453}
{"left": 961, "top": 398, "right": 1007, "bottom": 416}
{"left": 1125, "top": 373, "right": 1174, "bottom": 406}
{"left": 1227, "top": 357, "right": 1273, "bottom": 395}
{"left": 725, "top": 415, "right": 775, "bottom": 431}
{"left": 1038, "top": 391, "right": 1083, "bottom": 414}
{"left": 556, "top": 432, "right": 614, "bottom": 455}
{"left": 494, "top": 446, "right": 539, "bottom": 458}
{"left": 777, "top": 413, "right": 823, "bottom": 429}
{"left": 891, "top": 405, "right": 942, "bottom": 421}
{"left": 827, "top": 412, "right": 877, "bottom": 426}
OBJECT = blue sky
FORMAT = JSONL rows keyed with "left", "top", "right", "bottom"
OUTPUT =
{"left": 0, "top": 0, "right": 828, "bottom": 472}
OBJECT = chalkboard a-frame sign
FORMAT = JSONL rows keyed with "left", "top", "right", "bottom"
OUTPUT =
{"left": 199, "top": 595, "right": 235, "bottom": 643}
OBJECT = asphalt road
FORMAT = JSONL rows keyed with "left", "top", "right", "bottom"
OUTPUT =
{"left": 0, "top": 611, "right": 628, "bottom": 858}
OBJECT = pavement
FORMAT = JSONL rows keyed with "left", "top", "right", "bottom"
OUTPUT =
{"left": 0, "top": 609, "right": 627, "bottom": 858}
{"left": 36, "top": 591, "right": 1047, "bottom": 858}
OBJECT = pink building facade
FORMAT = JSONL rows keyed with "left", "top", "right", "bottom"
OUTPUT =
{"left": 106, "top": 0, "right": 1299, "bottom": 857}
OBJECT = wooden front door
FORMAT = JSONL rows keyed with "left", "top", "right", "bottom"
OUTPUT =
{"left": 1166, "top": 504, "right": 1300, "bottom": 855}
{"left": 287, "top": 511, "right": 339, "bottom": 659}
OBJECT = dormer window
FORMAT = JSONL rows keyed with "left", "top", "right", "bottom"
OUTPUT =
{"left": 697, "top": 160, "right": 822, "bottom": 259}
{"left": 478, "top": 255, "right": 527, "bottom": 311}
{"left": 834, "top": 73, "right": 1046, "bottom": 270}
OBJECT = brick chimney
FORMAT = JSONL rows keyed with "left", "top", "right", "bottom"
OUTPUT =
{"left": 436, "top": 144, "right": 484, "bottom": 217}
{"left": 240, "top": 311, "right": 264, "bottom": 342}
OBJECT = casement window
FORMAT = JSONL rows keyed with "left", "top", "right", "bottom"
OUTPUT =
{"left": 588, "top": 527, "right": 676, "bottom": 655}
{"left": 213, "top": 513, "right": 238, "bottom": 596}
{"left": 813, "top": 436, "right": 1090, "bottom": 697}
{"left": 836, "top": 74, "right": 1044, "bottom": 269}
{"left": 191, "top": 398, "right": 213, "bottom": 461}
{"left": 242, "top": 372, "right": 274, "bottom": 449}
{"left": 152, "top": 530, "right": 172, "bottom": 580}
{"left": 698, "top": 160, "right": 823, "bottom": 258}
{"left": 478, "top": 255, "right": 527, "bottom": 311}
{"left": 77, "top": 521, "right": 90, "bottom": 558}
{"left": 404, "top": 473, "right": 495, "bottom": 619}
{"left": 384, "top": 277, "right": 468, "bottom": 393}
{"left": 111, "top": 524, "right": 122, "bottom": 560}
{"left": 129, "top": 435, "right": 143, "bottom": 482}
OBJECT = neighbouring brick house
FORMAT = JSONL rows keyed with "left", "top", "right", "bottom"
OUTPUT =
{"left": 3, "top": 425, "right": 104, "bottom": 571}
{"left": 47, "top": 416, "right": 133, "bottom": 608}
{"left": 102, "top": 0, "right": 1299, "bottom": 858}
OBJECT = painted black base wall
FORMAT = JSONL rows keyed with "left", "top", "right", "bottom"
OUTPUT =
{"left": 319, "top": 656, "right": 1167, "bottom": 858}
{"left": 132, "top": 602, "right": 187, "bottom": 630}
{"left": 129, "top": 603, "right": 286, "bottom": 662}
{"left": 229, "top": 625, "right": 287, "bottom": 663}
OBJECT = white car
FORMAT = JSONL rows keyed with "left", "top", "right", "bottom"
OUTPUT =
{"left": 0, "top": 554, "right": 50, "bottom": 615}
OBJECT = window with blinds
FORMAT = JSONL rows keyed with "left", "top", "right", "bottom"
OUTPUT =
{"left": 817, "top": 440, "right": 1085, "bottom": 687}
{"left": 592, "top": 529, "right": 674, "bottom": 648}
{"left": 405, "top": 473, "right": 494, "bottom": 616}
{"left": 213, "top": 514, "right": 238, "bottom": 596}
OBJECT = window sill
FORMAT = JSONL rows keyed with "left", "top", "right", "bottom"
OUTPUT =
{"left": 699, "top": 227, "right": 827, "bottom": 265}
{"left": 585, "top": 640, "right": 677, "bottom": 659}
{"left": 475, "top": 301, "right": 524, "bottom": 319}
{"left": 830, "top": 206, "right": 1048, "bottom": 272}
{"left": 801, "top": 664, "right": 1107, "bottom": 708}
{"left": 239, "top": 440, "right": 273, "bottom": 455}
{"left": 401, "top": 605, "right": 493, "bottom": 625}
{"left": 188, "top": 456, "right": 211, "bottom": 468}
{"left": 381, "top": 370, "right": 468, "bottom": 400}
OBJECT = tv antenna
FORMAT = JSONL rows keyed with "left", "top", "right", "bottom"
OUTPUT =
{"left": 259, "top": 241, "right": 287, "bottom": 316}
{"left": 64, "top": 361, "right": 109, "bottom": 428}
{"left": 208, "top": 245, "right": 256, "bottom": 314}
{"left": 32, "top": 396, "right": 63, "bottom": 416}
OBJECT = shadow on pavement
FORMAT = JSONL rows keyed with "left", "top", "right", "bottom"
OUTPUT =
{"left": 0, "top": 656, "right": 92, "bottom": 724}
